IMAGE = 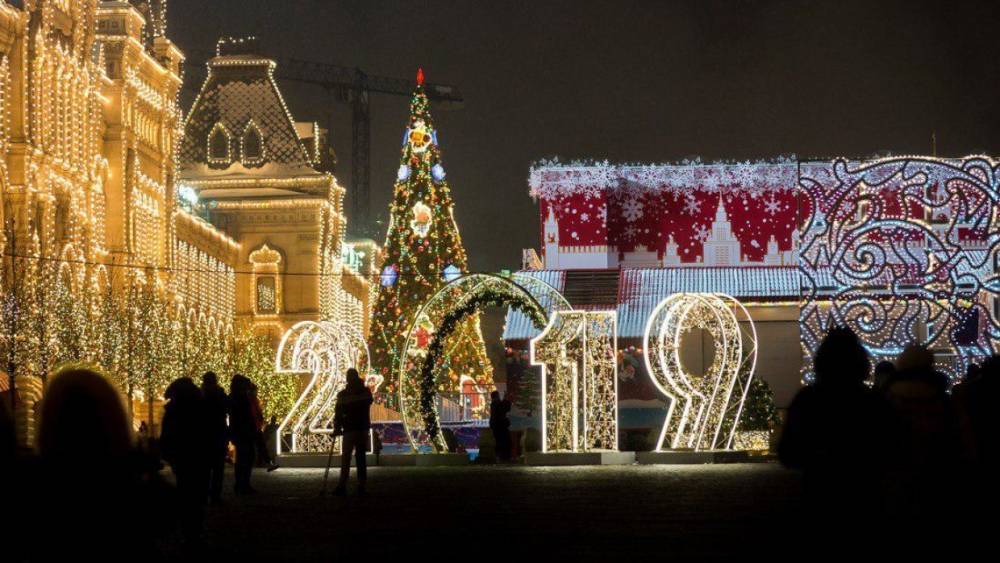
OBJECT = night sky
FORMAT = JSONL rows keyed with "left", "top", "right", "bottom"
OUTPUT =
{"left": 169, "top": 0, "right": 1000, "bottom": 272}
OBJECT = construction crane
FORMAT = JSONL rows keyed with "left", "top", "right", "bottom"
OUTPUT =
{"left": 184, "top": 51, "right": 463, "bottom": 237}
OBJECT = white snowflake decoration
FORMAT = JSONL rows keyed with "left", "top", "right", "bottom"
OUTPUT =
{"left": 581, "top": 213, "right": 590, "bottom": 222}
{"left": 763, "top": 197, "right": 782, "bottom": 215}
{"left": 622, "top": 197, "right": 643, "bottom": 222}
{"left": 529, "top": 158, "right": 799, "bottom": 199}
{"left": 694, "top": 224, "right": 710, "bottom": 242}
{"left": 682, "top": 196, "right": 702, "bottom": 216}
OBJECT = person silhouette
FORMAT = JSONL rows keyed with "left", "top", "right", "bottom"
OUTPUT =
{"left": 333, "top": 368, "right": 373, "bottom": 496}
{"left": 200, "top": 371, "right": 229, "bottom": 503}
{"left": 229, "top": 373, "right": 258, "bottom": 494}
{"left": 779, "top": 327, "right": 895, "bottom": 551}
{"left": 161, "top": 376, "right": 211, "bottom": 542}
{"left": 489, "top": 390, "right": 512, "bottom": 461}
{"left": 264, "top": 415, "right": 280, "bottom": 466}
{"left": 31, "top": 368, "right": 169, "bottom": 558}
{"left": 959, "top": 355, "right": 1000, "bottom": 467}
{"left": 872, "top": 360, "right": 896, "bottom": 391}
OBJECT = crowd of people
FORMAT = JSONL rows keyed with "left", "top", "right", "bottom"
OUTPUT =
{"left": 4, "top": 328, "right": 998, "bottom": 558}
{"left": 0, "top": 367, "right": 278, "bottom": 558}
{"left": 779, "top": 327, "right": 998, "bottom": 556}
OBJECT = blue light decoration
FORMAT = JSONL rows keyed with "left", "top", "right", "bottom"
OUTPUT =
{"left": 397, "top": 164, "right": 411, "bottom": 182}
{"left": 380, "top": 264, "right": 399, "bottom": 288}
{"left": 442, "top": 264, "right": 462, "bottom": 282}
{"left": 431, "top": 163, "right": 446, "bottom": 183}
{"left": 798, "top": 156, "right": 1000, "bottom": 382}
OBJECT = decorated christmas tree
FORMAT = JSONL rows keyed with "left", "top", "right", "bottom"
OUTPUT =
{"left": 369, "top": 69, "right": 491, "bottom": 406}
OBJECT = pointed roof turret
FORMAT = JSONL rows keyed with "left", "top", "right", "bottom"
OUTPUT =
{"left": 179, "top": 37, "right": 320, "bottom": 186}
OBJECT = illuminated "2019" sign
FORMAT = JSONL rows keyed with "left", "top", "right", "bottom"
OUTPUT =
{"left": 528, "top": 293, "right": 757, "bottom": 453}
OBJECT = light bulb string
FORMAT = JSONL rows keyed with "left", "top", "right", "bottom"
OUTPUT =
{"left": 0, "top": 251, "right": 503, "bottom": 278}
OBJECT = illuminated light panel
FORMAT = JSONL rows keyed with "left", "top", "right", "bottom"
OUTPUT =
{"left": 531, "top": 310, "right": 619, "bottom": 452}
{"left": 275, "top": 320, "right": 370, "bottom": 454}
{"left": 643, "top": 293, "right": 757, "bottom": 451}
{"left": 798, "top": 157, "right": 1000, "bottom": 381}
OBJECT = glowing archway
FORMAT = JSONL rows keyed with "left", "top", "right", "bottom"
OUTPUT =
{"left": 399, "top": 273, "right": 570, "bottom": 453}
{"left": 643, "top": 293, "right": 757, "bottom": 451}
{"left": 276, "top": 320, "right": 370, "bottom": 453}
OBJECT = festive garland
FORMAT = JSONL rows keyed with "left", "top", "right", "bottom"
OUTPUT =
{"left": 418, "top": 288, "right": 548, "bottom": 445}
{"left": 528, "top": 156, "right": 803, "bottom": 199}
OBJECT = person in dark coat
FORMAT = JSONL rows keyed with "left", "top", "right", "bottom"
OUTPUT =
{"left": 489, "top": 390, "right": 512, "bottom": 461}
{"left": 30, "top": 368, "right": 171, "bottom": 558}
{"left": 160, "top": 377, "right": 211, "bottom": 542}
{"left": 333, "top": 368, "right": 373, "bottom": 496}
{"left": 229, "top": 373, "right": 258, "bottom": 494}
{"left": 778, "top": 327, "right": 896, "bottom": 554}
{"left": 200, "top": 371, "right": 229, "bottom": 503}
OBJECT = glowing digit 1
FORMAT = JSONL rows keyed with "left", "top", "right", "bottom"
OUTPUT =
{"left": 530, "top": 310, "right": 618, "bottom": 452}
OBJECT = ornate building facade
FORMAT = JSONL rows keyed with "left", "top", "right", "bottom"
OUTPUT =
{"left": 178, "top": 37, "right": 370, "bottom": 342}
{"left": 0, "top": 0, "right": 240, "bottom": 443}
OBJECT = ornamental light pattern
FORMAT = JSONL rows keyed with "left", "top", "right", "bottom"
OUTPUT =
{"left": 798, "top": 157, "right": 1000, "bottom": 380}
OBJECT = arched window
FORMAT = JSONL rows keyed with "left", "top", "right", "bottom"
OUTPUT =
{"left": 208, "top": 123, "right": 230, "bottom": 164}
{"left": 242, "top": 121, "right": 264, "bottom": 166}
{"left": 249, "top": 244, "right": 282, "bottom": 316}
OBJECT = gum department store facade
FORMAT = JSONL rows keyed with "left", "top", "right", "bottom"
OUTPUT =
{"left": 0, "top": 1, "right": 371, "bottom": 444}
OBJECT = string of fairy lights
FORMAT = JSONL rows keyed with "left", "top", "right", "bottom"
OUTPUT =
{"left": 0, "top": 251, "right": 539, "bottom": 278}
